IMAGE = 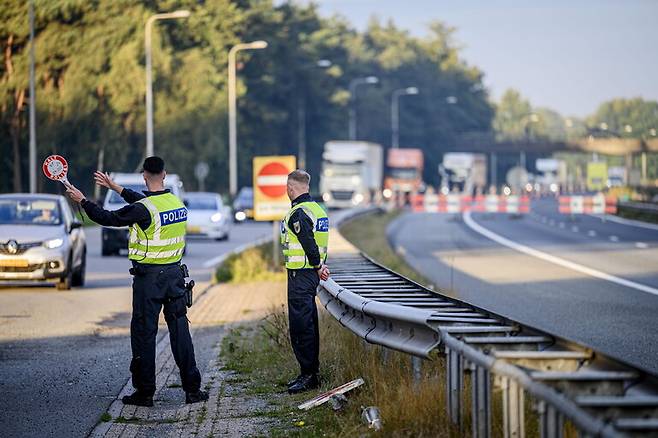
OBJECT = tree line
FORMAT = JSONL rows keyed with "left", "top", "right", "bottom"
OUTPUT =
{"left": 3, "top": 1, "right": 654, "bottom": 196}
{"left": 1, "top": 0, "right": 492, "bottom": 195}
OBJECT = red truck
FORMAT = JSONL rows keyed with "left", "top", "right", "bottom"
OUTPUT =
{"left": 384, "top": 148, "right": 424, "bottom": 204}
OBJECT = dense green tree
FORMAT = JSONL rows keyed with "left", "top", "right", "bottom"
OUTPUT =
{"left": 586, "top": 98, "right": 658, "bottom": 138}
{"left": 1, "top": 0, "right": 492, "bottom": 193}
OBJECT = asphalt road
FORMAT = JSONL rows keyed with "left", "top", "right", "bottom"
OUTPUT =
{"left": 0, "top": 221, "right": 270, "bottom": 438}
{"left": 388, "top": 197, "right": 658, "bottom": 375}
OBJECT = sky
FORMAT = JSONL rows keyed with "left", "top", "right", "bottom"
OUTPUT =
{"left": 298, "top": 0, "right": 658, "bottom": 117}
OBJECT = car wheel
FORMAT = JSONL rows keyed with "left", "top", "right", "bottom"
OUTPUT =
{"left": 57, "top": 262, "right": 73, "bottom": 290}
{"left": 72, "top": 249, "right": 86, "bottom": 287}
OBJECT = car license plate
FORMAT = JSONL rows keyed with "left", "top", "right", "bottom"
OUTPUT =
{"left": 0, "top": 259, "right": 29, "bottom": 268}
{"left": 187, "top": 226, "right": 201, "bottom": 234}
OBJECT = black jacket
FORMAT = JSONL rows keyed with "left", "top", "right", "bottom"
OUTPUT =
{"left": 287, "top": 193, "right": 322, "bottom": 268}
{"left": 81, "top": 188, "right": 171, "bottom": 231}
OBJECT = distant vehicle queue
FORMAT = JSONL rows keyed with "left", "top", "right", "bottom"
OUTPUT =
{"left": 0, "top": 147, "right": 624, "bottom": 290}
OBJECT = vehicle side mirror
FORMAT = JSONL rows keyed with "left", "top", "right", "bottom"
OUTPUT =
{"left": 70, "top": 222, "right": 83, "bottom": 232}
{"left": 183, "top": 200, "right": 189, "bottom": 207}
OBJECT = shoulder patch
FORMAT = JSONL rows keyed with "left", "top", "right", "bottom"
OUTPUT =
{"left": 293, "top": 221, "right": 301, "bottom": 234}
{"left": 316, "top": 217, "right": 329, "bottom": 232}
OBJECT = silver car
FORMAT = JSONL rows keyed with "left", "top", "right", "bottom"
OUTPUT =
{"left": 0, "top": 194, "right": 86, "bottom": 290}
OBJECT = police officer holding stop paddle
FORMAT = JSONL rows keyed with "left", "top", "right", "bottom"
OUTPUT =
{"left": 65, "top": 156, "right": 207, "bottom": 407}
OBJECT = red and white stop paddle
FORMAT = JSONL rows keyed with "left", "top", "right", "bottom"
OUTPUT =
{"left": 42, "top": 155, "right": 72, "bottom": 188}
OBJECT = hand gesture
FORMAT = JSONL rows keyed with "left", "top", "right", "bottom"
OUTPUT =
{"left": 317, "top": 264, "right": 330, "bottom": 281}
{"left": 94, "top": 171, "right": 121, "bottom": 192}
{"left": 66, "top": 184, "right": 86, "bottom": 203}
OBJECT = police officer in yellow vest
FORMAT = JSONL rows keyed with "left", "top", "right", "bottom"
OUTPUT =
{"left": 281, "top": 170, "right": 330, "bottom": 394}
{"left": 66, "top": 157, "right": 208, "bottom": 407}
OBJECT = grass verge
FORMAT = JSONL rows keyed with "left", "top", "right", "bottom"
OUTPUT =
{"left": 215, "top": 241, "right": 285, "bottom": 283}
{"left": 222, "top": 303, "right": 454, "bottom": 437}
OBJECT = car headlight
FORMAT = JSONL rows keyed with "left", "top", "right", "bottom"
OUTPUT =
{"left": 322, "top": 192, "right": 331, "bottom": 202}
{"left": 235, "top": 211, "right": 246, "bottom": 221}
{"left": 383, "top": 189, "right": 393, "bottom": 199}
{"left": 211, "top": 213, "right": 222, "bottom": 223}
{"left": 353, "top": 193, "right": 364, "bottom": 204}
{"left": 44, "top": 238, "right": 64, "bottom": 249}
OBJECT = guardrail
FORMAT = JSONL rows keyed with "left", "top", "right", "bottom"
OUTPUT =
{"left": 319, "top": 251, "right": 658, "bottom": 437}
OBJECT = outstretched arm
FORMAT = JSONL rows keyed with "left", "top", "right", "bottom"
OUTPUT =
{"left": 94, "top": 171, "right": 145, "bottom": 203}
{"left": 66, "top": 184, "right": 150, "bottom": 228}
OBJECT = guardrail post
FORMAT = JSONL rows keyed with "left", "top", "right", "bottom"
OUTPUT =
{"left": 446, "top": 348, "right": 463, "bottom": 427}
{"left": 472, "top": 365, "right": 491, "bottom": 438}
{"left": 503, "top": 377, "right": 525, "bottom": 438}
{"left": 412, "top": 356, "right": 422, "bottom": 386}
{"left": 538, "top": 401, "right": 563, "bottom": 438}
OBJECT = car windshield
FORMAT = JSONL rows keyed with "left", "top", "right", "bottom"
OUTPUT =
{"left": 0, "top": 198, "right": 62, "bottom": 226}
{"left": 185, "top": 196, "right": 220, "bottom": 210}
{"left": 108, "top": 184, "right": 147, "bottom": 203}
{"left": 107, "top": 184, "right": 174, "bottom": 204}
{"left": 235, "top": 188, "right": 253, "bottom": 206}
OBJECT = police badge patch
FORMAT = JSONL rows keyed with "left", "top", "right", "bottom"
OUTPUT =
{"left": 293, "top": 221, "right": 301, "bottom": 234}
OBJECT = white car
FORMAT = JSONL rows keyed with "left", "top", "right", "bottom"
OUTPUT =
{"left": 184, "top": 192, "right": 231, "bottom": 241}
{"left": 0, "top": 194, "right": 86, "bottom": 290}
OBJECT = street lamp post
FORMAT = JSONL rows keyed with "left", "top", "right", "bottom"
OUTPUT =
{"left": 348, "top": 76, "right": 378, "bottom": 140}
{"left": 28, "top": 0, "right": 36, "bottom": 193}
{"left": 391, "top": 87, "right": 419, "bottom": 148}
{"left": 521, "top": 113, "right": 539, "bottom": 170}
{"left": 144, "top": 10, "right": 190, "bottom": 158}
{"left": 298, "top": 59, "right": 332, "bottom": 169}
{"left": 228, "top": 40, "right": 268, "bottom": 197}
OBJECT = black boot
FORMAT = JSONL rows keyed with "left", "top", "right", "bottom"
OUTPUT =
{"left": 122, "top": 391, "right": 154, "bottom": 407}
{"left": 185, "top": 390, "right": 209, "bottom": 404}
{"left": 288, "top": 374, "right": 319, "bottom": 394}
{"left": 287, "top": 374, "right": 303, "bottom": 388}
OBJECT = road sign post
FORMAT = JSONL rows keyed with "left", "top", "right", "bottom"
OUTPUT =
{"left": 194, "top": 162, "right": 210, "bottom": 191}
{"left": 253, "top": 155, "right": 297, "bottom": 267}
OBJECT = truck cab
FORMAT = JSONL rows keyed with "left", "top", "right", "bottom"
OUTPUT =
{"left": 384, "top": 148, "right": 424, "bottom": 204}
{"left": 101, "top": 173, "right": 184, "bottom": 256}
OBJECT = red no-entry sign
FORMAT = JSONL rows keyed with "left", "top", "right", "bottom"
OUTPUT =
{"left": 253, "top": 156, "right": 296, "bottom": 221}
{"left": 257, "top": 162, "right": 290, "bottom": 198}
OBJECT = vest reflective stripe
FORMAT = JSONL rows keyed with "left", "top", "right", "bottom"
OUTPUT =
{"left": 128, "top": 193, "right": 187, "bottom": 264}
{"left": 280, "top": 201, "right": 329, "bottom": 270}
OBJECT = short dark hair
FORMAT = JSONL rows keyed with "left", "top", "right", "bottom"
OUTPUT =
{"left": 288, "top": 169, "right": 310, "bottom": 186}
{"left": 142, "top": 156, "right": 165, "bottom": 174}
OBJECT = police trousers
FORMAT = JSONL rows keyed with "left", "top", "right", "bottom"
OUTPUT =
{"left": 130, "top": 263, "right": 201, "bottom": 396}
{"left": 287, "top": 269, "right": 320, "bottom": 375}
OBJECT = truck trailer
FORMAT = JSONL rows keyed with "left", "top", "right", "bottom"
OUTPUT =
{"left": 320, "top": 141, "right": 383, "bottom": 209}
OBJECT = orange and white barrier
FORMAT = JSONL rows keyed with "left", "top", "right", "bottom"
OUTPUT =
{"left": 411, "top": 194, "right": 530, "bottom": 214}
{"left": 558, "top": 195, "right": 617, "bottom": 214}
{"left": 472, "top": 195, "right": 530, "bottom": 214}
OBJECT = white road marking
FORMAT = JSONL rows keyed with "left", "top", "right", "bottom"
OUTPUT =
{"left": 593, "top": 214, "right": 658, "bottom": 232}
{"left": 609, "top": 235, "right": 619, "bottom": 242}
{"left": 571, "top": 226, "right": 579, "bottom": 232}
{"left": 636, "top": 242, "right": 649, "bottom": 249}
{"left": 463, "top": 211, "right": 658, "bottom": 297}
{"left": 588, "top": 230, "right": 597, "bottom": 237}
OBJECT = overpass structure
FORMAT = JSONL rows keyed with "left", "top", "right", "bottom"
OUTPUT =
{"left": 455, "top": 134, "right": 658, "bottom": 156}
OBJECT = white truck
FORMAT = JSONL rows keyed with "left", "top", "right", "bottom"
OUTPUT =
{"left": 320, "top": 141, "right": 383, "bottom": 209}
{"left": 440, "top": 153, "right": 487, "bottom": 195}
